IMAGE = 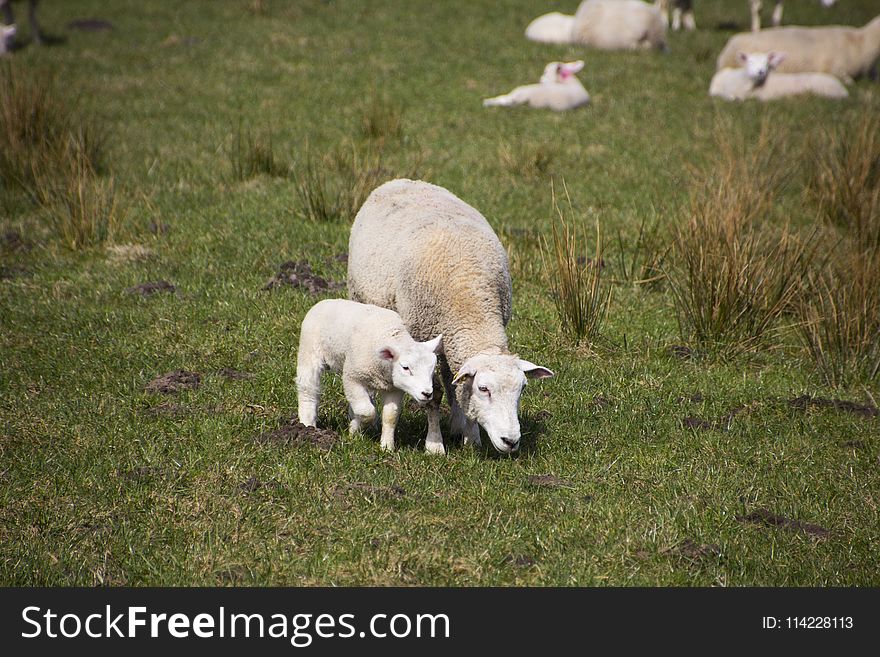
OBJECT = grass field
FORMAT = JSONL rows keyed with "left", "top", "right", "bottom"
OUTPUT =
{"left": 1, "top": 0, "right": 879, "bottom": 586}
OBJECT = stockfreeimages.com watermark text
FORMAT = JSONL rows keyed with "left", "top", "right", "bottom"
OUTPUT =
{"left": 21, "top": 605, "right": 450, "bottom": 647}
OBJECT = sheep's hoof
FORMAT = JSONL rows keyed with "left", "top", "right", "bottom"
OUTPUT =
{"left": 380, "top": 439, "right": 395, "bottom": 452}
{"left": 424, "top": 441, "right": 446, "bottom": 455}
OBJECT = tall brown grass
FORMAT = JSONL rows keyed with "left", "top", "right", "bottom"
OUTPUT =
{"left": 360, "top": 93, "right": 404, "bottom": 147}
{"left": 541, "top": 183, "right": 612, "bottom": 347}
{"left": 228, "top": 119, "right": 288, "bottom": 181}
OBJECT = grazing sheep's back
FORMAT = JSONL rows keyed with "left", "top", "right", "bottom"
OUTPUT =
{"left": 716, "top": 19, "right": 880, "bottom": 80}
{"left": 348, "top": 179, "right": 512, "bottom": 371}
{"left": 572, "top": 0, "right": 667, "bottom": 50}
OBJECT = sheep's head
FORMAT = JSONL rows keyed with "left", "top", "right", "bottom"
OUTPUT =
{"left": 380, "top": 334, "right": 442, "bottom": 405}
{"left": 540, "top": 60, "right": 584, "bottom": 85}
{"left": 737, "top": 52, "right": 785, "bottom": 85}
{"left": 452, "top": 353, "right": 554, "bottom": 454}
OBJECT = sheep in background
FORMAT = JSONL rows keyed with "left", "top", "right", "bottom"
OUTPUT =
{"left": 526, "top": 0, "right": 667, "bottom": 51}
{"left": 348, "top": 179, "right": 554, "bottom": 455}
{"left": 296, "top": 299, "right": 442, "bottom": 452}
{"left": 656, "top": 0, "right": 837, "bottom": 33}
{"left": 0, "top": 0, "right": 43, "bottom": 48}
{"left": 717, "top": 15, "right": 880, "bottom": 82}
{"left": 483, "top": 61, "right": 590, "bottom": 111}
{"left": 710, "top": 51, "right": 848, "bottom": 100}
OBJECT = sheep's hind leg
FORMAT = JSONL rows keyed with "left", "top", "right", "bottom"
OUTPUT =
{"left": 379, "top": 389, "right": 403, "bottom": 452}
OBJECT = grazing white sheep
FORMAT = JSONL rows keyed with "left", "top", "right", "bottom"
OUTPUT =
{"left": 348, "top": 179, "right": 554, "bottom": 455}
{"left": 483, "top": 61, "right": 590, "bottom": 111}
{"left": 525, "top": 11, "right": 575, "bottom": 44}
{"left": 717, "top": 15, "right": 880, "bottom": 81}
{"left": 656, "top": 0, "right": 837, "bottom": 33}
{"left": 526, "top": 0, "right": 667, "bottom": 50}
{"left": 710, "top": 51, "right": 848, "bottom": 100}
{"left": 296, "top": 298, "right": 442, "bottom": 452}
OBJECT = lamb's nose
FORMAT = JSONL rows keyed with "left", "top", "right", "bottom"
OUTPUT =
{"left": 500, "top": 436, "right": 519, "bottom": 451}
{"left": 421, "top": 390, "right": 433, "bottom": 401}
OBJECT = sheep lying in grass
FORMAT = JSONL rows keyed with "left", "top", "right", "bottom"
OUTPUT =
{"left": 710, "top": 51, "right": 848, "bottom": 100}
{"left": 483, "top": 61, "right": 590, "bottom": 111}
{"left": 656, "top": 0, "right": 837, "bottom": 33}
{"left": 526, "top": 0, "right": 667, "bottom": 51}
{"left": 348, "top": 179, "right": 554, "bottom": 455}
{"left": 717, "top": 15, "right": 880, "bottom": 82}
{"left": 296, "top": 299, "right": 442, "bottom": 451}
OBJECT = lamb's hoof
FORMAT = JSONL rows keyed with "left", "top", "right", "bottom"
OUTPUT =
{"left": 380, "top": 440, "right": 395, "bottom": 452}
{"left": 425, "top": 441, "right": 446, "bottom": 455}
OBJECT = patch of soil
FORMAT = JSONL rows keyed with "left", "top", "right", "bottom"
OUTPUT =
{"left": 1, "top": 229, "right": 32, "bottom": 252}
{"left": 333, "top": 482, "right": 406, "bottom": 499}
{"left": 216, "top": 368, "right": 254, "bottom": 380}
{"left": 503, "top": 554, "right": 536, "bottom": 568}
{"left": 149, "top": 221, "right": 171, "bottom": 235}
{"left": 683, "top": 401, "right": 758, "bottom": 432}
{"left": 240, "top": 476, "right": 263, "bottom": 493}
{"left": 67, "top": 18, "right": 114, "bottom": 31}
{"left": 145, "top": 401, "right": 187, "bottom": 417}
{"left": 126, "top": 280, "right": 176, "bottom": 296}
{"left": 683, "top": 416, "right": 713, "bottom": 431}
{"left": 145, "top": 370, "right": 201, "bottom": 394}
{"left": 0, "top": 264, "right": 30, "bottom": 280}
{"left": 263, "top": 260, "right": 344, "bottom": 294}
{"left": 841, "top": 440, "right": 865, "bottom": 449}
{"left": 255, "top": 416, "right": 338, "bottom": 451}
{"left": 736, "top": 508, "right": 830, "bottom": 538}
{"left": 666, "top": 539, "right": 721, "bottom": 561}
{"left": 533, "top": 409, "right": 552, "bottom": 421}
{"left": 669, "top": 345, "right": 693, "bottom": 360}
{"left": 328, "top": 252, "right": 348, "bottom": 264}
{"left": 592, "top": 395, "right": 611, "bottom": 409}
{"left": 527, "top": 474, "right": 575, "bottom": 489}
{"left": 788, "top": 395, "right": 878, "bottom": 419}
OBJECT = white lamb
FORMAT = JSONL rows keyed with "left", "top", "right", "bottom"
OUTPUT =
{"left": 710, "top": 51, "right": 848, "bottom": 100}
{"left": 717, "top": 15, "right": 880, "bottom": 82}
{"left": 483, "top": 61, "right": 590, "bottom": 111}
{"left": 296, "top": 299, "right": 442, "bottom": 452}
{"left": 526, "top": 0, "right": 667, "bottom": 51}
{"left": 348, "top": 179, "right": 554, "bottom": 456}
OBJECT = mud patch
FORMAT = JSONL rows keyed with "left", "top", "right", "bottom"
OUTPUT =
{"left": 736, "top": 508, "right": 830, "bottom": 538}
{"left": 333, "top": 482, "right": 406, "bottom": 499}
{"left": 126, "top": 280, "right": 176, "bottom": 297}
{"left": 527, "top": 474, "right": 575, "bottom": 489}
{"left": 255, "top": 416, "right": 339, "bottom": 451}
{"left": 683, "top": 416, "right": 713, "bottom": 431}
{"left": 665, "top": 539, "right": 721, "bottom": 562}
{"left": 67, "top": 18, "right": 114, "bottom": 31}
{"left": 592, "top": 395, "right": 611, "bottom": 409}
{"left": 216, "top": 368, "right": 254, "bottom": 380}
{"left": 788, "top": 395, "right": 878, "bottom": 419}
{"left": 145, "top": 370, "right": 201, "bottom": 394}
{"left": 263, "top": 260, "right": 344, "bottom": 294}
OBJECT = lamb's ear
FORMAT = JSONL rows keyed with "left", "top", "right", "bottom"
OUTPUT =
{"left": 452, "top": 359, "right": 478, "bottom": 385}
{"left": 518, "top": 359, "right": 554, "bottom": 379}
{"left": 424, "top": 334, "right": 443, "bottom": 355}
{"left": 767, "top": 52, "right": 785, "bottom": 69}
{"left": 378, "top": 346, "right": 397, "bottom": 361}
{"left": 564, "top": 60, "right": 584, "bottom": 74}
{"left": 737, "top": 51, "right": 748, "bottom": 64}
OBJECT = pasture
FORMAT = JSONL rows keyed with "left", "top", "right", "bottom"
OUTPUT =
{"left": 1, "top": 0, "right": 878, "bottom": 586}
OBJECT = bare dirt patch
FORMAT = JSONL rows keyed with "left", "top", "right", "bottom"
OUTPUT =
{"left": 255, "top": 416, "right": 339, "bottom": 451}
{"left": 263, "top": 260, "right": 344, "bottom": 294}
{"left": 145, "top": 370, "right": 201, "bottom": 394}
{"left": 527, "top": 474, "right": 576, "bottom": 489}
{"left": 736, "top": 508, "right": 830, "bottom": 538}
{"left": 788, "top": 395, "right": 878, "bottom": 419}
{"left": 126, "top": 280, "right": 176, "bottom": 297}
{"left": 665, "top": 539, "right": 722, "bottom": 562}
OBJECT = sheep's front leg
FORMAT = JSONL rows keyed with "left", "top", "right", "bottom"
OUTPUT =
{"left": 424, "top": 405, "right": 445, "bottom": 454}
{"left": 344, "top": 379, "right": 376, "bottom": 435}
{"left": 463, "top": 419, "right": 482, "bottom": 448}
{"left": 296, "top": 357, "right": 323, "bottom": 427}
{"left": 379, "top": 389, "right": 403, "bottom": 451}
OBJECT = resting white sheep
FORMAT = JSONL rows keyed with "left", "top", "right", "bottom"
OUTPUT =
{"left": 656, "top": 0, "right": 837, "bottom": 33}
{"left": 717, "top": 15, "right": 880, "bottom": 82}
{"left": 483, "top": 61, "right": 590, "bottom": 111}
{"left": 710, "top": 51, "right": 848, "bottom": 100}
{"left": 348, "top": 179, "right": 554, "bottom": 455}
{"left": 296, "top": 299, "right": 442, "bottom": 451}
{"left": 526, "top": 0, "right": 667, "bottom": 51}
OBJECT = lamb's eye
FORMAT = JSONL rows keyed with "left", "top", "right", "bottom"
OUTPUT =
{"left": 478, "top": 385, "right": 489, "bottom": 394}
{"left": 401, "top": 365, "right": 411, "bottom": 372}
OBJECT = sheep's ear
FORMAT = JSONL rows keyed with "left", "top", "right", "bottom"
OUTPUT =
{"left": 378, "top": 346, "right": 397, "bottom": 361}
{"left": 452, "top": 359, "right": 478, "bottom": 385}
{"left": 737, "top": 52, "right": 748, "bottom": 64}
{"left": 767, "top": 52, "right": 785, "bottom": 69}
{"left": 424, "top": 334, "right": 443, "bottom": 355}
{"left": 519, "top": 359, "right": 554, "bottom": 379}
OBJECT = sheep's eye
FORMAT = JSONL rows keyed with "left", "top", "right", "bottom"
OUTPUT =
{"left": 478, "top": 385, "right": 489, "bottom": 394}
{"left": 401, "top": 365, "right": 410, "bottom": 372}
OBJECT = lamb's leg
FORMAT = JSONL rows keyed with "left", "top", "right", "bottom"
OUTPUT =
{"left": 0, "top": 1, "right": 13, "bottom": 26}
{"left": 680, "top": 0, "right": 696, "bottom": 30}
{"left": 424, "top": 372, "right": 445, "bottom": 454}
{"left": 671, "top": 7, "right": 682, "bottom": 31}
{"left": 343, "top": 378, "right": 376, "bottom": 434}
{"left": 28, "top": 0, "right": 43, "bottom": 45}
{"left": 771, "top": 1, "right": 783, "bottom": 27}
{"left": 296, "top": 355, "right": 323, "bottom": 427}
{"left": 379, "top": 389, "right": 403, "bottom": 452}
{"left": 463, "top": 419, "right": 482, "bottom": 448}
{"left": 750, "top": 0, "right": 762, "bottom": 32}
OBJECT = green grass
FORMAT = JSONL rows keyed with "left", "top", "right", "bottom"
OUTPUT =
{"left": 1, "top": 0, "right": 879, "bottom": 586}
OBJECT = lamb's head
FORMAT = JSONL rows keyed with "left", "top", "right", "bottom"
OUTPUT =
{"left": 452, "top": 353, "right": 554, "bottom": 454}
{"left": 540, "top": 60, "right": 584, "bottom": 85}
{"left": 380, "top": 334, "right": 442, "bottom": 404}
{"left": 737, "top": 52, "right": 785, "bottom": 85}
{"left": 0, "top": 24, "right": 16, "bottom": 54}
